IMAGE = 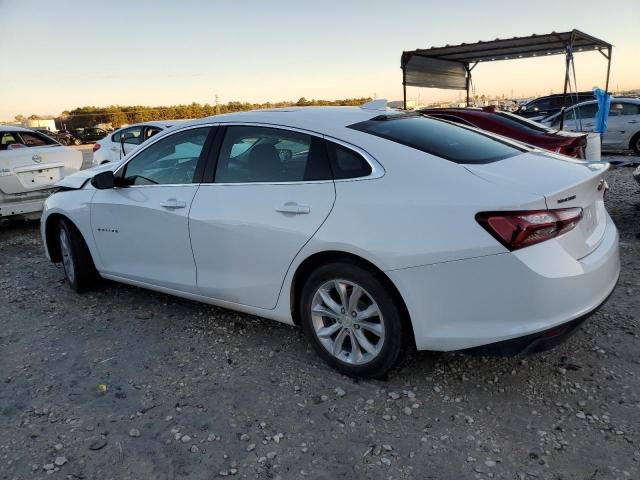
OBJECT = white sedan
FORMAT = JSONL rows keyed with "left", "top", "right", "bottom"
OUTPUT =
{"left": 40, "top": 103, "right": 620, "bottom": 377}
{"left": 92, "top": 120, "right": 179, "bottom": 165}
{"left": 543, "top": 98, "right": 640, "bottom": 154}
{"left": 0, "top": 126, "right": 82, "bottom": 222}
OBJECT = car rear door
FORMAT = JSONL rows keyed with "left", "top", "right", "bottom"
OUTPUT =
{"left": 605, "top": 101, "right": 640, "bottom": 149}
{"left": 90, "top": 126, "right": 214, "bottom": 292}
{"left": 189, "top": 125, "right": 336, "bottom": 309}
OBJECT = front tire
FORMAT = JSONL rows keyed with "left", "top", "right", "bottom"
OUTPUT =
{"left": 300, "top": 262, "right": 407, "bottom": 378}
{"left": 630, "top": 132, "right": 640, "bottom": 155}
{"left": 58, "top": 219, "right": 99, "bottom": 292}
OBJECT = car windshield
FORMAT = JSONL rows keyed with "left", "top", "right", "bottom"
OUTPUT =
{"left": 349, "top": 114, "right": 525, "bottom": 164}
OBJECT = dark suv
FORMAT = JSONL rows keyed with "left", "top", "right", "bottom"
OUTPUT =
{"left": 516, "top": 92, "right": 595, "bottom": 120}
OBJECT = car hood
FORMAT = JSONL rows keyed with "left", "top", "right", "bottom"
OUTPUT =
{"left": 56, "top": 161, "right": 120, "bottom": 189}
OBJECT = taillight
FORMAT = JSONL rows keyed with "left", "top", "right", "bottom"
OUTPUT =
{"left": 92, "top": 143, "right": 101, "bottom": 152}
{"left": 557, "top": 145, "right": 580, "bottom": 158}
{"left": 476, "top": 208, "right": 583, "bottom": 251}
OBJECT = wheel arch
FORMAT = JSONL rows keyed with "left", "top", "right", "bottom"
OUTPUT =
{"left": 289, "top": 250, "right": 416, "bottom": 348}
{"left": 629, "top": 130, "right": 640, "bottom": 153}
{"left": 44, "top": 213, "right": 76, "bottom": 262}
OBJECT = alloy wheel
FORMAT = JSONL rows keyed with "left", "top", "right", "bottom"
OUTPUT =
{"left": 59, "top": 228, "right": 75, "bottom": 284}
{"left": 310, "top": 279, "right": 385, "bottom": 365}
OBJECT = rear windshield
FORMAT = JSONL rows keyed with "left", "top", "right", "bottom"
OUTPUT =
{"left": 495, "top": 111, "right": 555, "bottom": 134}
{"left": 348, "top": 115, "right": 524, "bottom": 164}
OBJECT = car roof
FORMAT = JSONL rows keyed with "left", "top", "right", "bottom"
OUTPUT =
{"left": 566, "top": 97, "right": 640, "bottom": 109}
{"left": 175, "top": 106, "right": 399, "bottom": 139}
{"left": 0, "top": 125, "right": 33, "bottom": 132}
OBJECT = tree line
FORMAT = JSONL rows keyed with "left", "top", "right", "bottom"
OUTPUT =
{"left": 36, "top": 97, "right": 372, "bottom": 129}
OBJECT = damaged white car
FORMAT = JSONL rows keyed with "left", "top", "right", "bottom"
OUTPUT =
{"left": 0, "top": 126, "right": 82, "bottom": 222}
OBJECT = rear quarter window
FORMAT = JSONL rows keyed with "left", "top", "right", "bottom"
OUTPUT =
{"left": 325, "top": 141, "right": 372, "bottom": 179}
{"left": 348, "top": 115, "right": 524, "bottom": 164}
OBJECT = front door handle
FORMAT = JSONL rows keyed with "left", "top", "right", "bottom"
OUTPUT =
{"left": 160, "top": 198, "right": 186, "bottom": 209}
{"left": 275, "top": 202, "right": 310, "bottom": 214}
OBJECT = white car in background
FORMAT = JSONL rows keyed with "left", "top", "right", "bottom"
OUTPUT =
{"left": 92, "top": 121, "right": 179, "bottom": 165}
{"left": 543, "top": 98, "right": 640, "bottom": 154}
{"left": 0, "top": 126, "right": 82, "bottom": 223}
{"left": 41, "top": 103, "right": 619, "bottom": 377}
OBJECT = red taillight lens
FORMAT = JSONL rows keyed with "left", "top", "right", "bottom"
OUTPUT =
{"left": 557, "top": 145, "right": 580, "bottom": 158}
{"left": 92, "top": 143, "right": 101, "bottom": 152}
{"left": 476, "top": 208, "right": 583, "bottom": 251}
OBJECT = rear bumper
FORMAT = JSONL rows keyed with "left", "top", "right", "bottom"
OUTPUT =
{"left": 0, "top": 192, "right": 51, "bottom": 218}
{"left": 388, "top": 212, "right": 620, "bottom": 351}
{"left": 456, "top": 289, "right": 611, "bottom": 356}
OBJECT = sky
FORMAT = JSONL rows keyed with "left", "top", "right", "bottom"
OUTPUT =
{"left": 0, "top": 0, "right": 638, "bottom": 120}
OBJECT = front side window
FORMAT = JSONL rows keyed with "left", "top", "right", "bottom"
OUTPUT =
{"left": 349, "top": 115, "right": 523, "bottom": 164}
{"left": 112, "top": 126, "right": 142, "bottom": 144}
{"left": 567, "top": 103, "right": 598, "bottom": 121}
{"left": 121, "top": 127, "right": 210, "bottom": 185}
{"left": 214, "top": 126, "right": 331, "bottom": 183}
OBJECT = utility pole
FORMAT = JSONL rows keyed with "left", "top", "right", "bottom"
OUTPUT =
{"left": 214, "top": 94, "right": 220, "bottom": 114}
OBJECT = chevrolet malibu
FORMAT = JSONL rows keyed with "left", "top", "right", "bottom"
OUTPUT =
{"left": 40, "top": 102, "right": 620, "bottom": 378}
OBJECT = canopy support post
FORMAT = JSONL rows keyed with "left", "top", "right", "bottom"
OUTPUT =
{"left": 403, "top": 68, "right": 407, "bottom": 110}
{"left": 605, "top": 46, "right": 612, "bottom": 93}
{"left": 559, "top": 45, "right": 571, "bottom": 131}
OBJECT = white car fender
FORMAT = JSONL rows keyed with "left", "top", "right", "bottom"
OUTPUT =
{"left": 41, "top": 188, "right": 99, "bottom": 267}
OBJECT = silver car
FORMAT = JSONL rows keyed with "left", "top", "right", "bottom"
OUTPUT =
{"left": 543, "top": 98, "right": 640, "bottom": 154}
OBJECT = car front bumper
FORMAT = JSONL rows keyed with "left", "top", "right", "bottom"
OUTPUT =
{"left": 387, "top": 212, "right": 620, "bottom": 352}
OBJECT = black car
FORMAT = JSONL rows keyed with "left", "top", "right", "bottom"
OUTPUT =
{"left": 73, "top": 127, "right": 108, "bottom": 144}
{"left": 516, "top": 91, "right": 595, "bottom": 119}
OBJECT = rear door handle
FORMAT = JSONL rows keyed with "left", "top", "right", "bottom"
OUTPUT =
{"left": 160, "top": 198, "right": 186, "bottom": 209}
{"left": 275, "top": 202, "right": 310, "bottom": 214}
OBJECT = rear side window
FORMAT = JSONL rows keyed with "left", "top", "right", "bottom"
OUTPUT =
{"left": 215, "top": 126, "right": 332, "bottom": 183}
{"left": 19, "top": 131, "right": 58, "bottom": 147}
{"left": 325, "top": 141, "right": 372, "bottom": 179}
{"left": 349, "top": 115, "right": 523, "bottom": 164}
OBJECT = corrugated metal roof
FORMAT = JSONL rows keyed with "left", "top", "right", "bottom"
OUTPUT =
{"left": 403, "top": 30, "right": 611, "bottom": 66}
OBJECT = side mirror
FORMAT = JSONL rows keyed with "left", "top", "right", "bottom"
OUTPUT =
{"left": 91, "top": 170, "right": 115, "bottom": 189}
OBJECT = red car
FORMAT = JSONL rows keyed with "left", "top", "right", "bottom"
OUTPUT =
{"left": 419, "top": 106, "right": 587, "bottom": 158}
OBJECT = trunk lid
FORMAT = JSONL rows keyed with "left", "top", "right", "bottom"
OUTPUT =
{"left": 466, "top": 152, "right": 609, "bottom": 259}
{"left": 0, "top": 146, "right": 82, "bottom": 194}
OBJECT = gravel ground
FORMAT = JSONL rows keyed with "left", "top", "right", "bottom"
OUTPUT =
{"left": 0, "top": 156, "right": 638, "bottom": 480}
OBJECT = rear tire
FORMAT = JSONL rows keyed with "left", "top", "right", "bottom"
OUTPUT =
{"left": 299, "top": 262, "right": 408, "bottom": 378}
{"left": 58, "top": 219, "right": 99, "bottom": 293}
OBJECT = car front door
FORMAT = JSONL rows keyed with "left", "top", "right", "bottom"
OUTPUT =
{"left": 90, "top": 126, "right": 214, "bottom": 292}
{"left": 189, "top": 125, "right": 336, "bottom": 309}
{"left": 562, "top": 103, "right": 597, "bottom": 133}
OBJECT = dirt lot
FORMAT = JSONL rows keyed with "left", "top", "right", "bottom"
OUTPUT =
{"left": 0, "top": 157, "right": 638, "bottom": 480}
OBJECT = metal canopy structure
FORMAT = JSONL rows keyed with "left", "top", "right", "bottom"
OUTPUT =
{"left": 401, "top": 29, "right": 613, "bottom": 109}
